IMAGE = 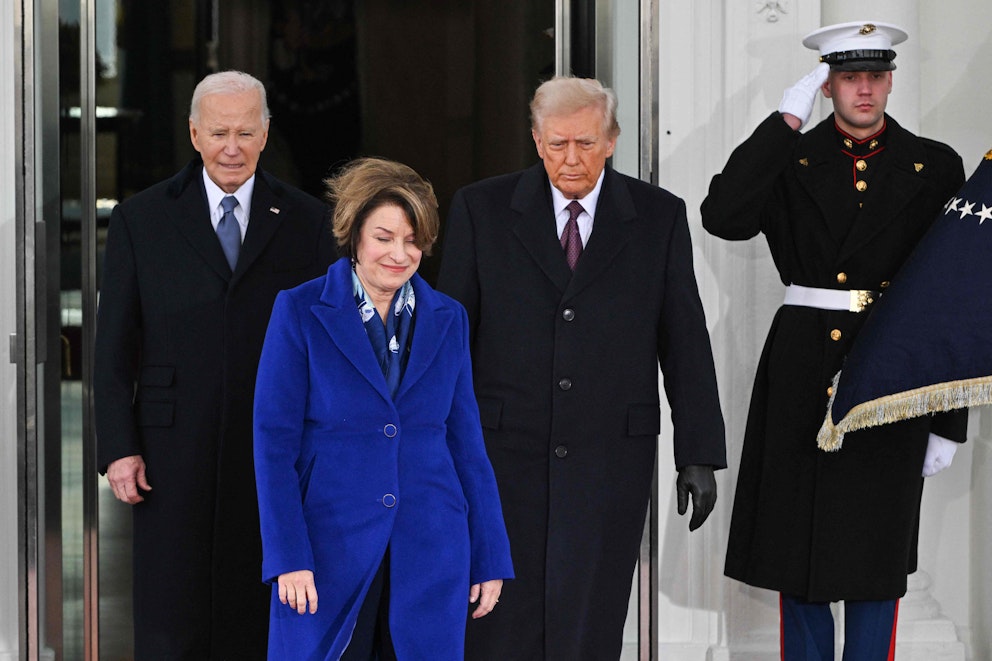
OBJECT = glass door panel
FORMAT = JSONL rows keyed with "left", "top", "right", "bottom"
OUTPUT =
{"left": 69, "top": 2, "right": 556, "bottom": 657}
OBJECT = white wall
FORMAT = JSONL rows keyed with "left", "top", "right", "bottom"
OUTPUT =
{"left": 654, "top": 1, "right": 992, "bottom": 658}
{"left": 916, "top": 9, "right": 992, "bottom": 655}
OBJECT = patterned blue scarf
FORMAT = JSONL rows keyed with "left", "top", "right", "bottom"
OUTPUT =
{"left": 353, "top": 271, "right": 415, "bottom": 397}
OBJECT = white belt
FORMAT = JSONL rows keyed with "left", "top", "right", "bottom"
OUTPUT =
{"left": 783, "top": 284, "right": 878, "bottom": 313}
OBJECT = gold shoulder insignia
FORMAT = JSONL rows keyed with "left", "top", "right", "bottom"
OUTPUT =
{"left": 914, "top": 163, "right": 924, "bottom": 173}
{"left": 799, "top": 158, "right": 809, "bottom": 167}
{"left": 984, "top": 148, "right": 992, "bottom": 160}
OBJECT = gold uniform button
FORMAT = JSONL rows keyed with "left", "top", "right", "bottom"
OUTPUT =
{"left": 856, "top": 159, "right": 867, "bottom": 171}
{"left": 827, "top": 386, "right": 834, "bottom": 397}
{"left": 836, "top": 272, "right": 848, "bottom": 284}
{"left": 830, "top": 329, "right": 842, "bottom": 341}
{"left": 856, "top": 180, "right": 868, "bottom": 192}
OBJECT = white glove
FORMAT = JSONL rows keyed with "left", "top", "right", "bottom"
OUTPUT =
{"left": 778, "top": 62, "right": 830, "bottom": 129}
{"left": 922, "top": 433, "right": 958, "bottom": 477}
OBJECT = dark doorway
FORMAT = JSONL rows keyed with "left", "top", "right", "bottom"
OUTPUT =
{"left": 58, "top": 2, "right": 555, "bottom": 659}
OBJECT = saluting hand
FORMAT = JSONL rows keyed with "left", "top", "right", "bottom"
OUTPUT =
{"left": 779, "top": 62, "right": 830, "bottom": 130}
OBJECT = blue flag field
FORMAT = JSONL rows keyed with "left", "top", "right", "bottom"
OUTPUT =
{"left": 818, "top": 150, "right": 992, "bottom": 450}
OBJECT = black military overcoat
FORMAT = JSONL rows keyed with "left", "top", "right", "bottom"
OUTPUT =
{"left": 702, "top": 113, "right": 968, "bottom": 602}
{"left": 94, "top": 160, "right": 335, "bottom": 658}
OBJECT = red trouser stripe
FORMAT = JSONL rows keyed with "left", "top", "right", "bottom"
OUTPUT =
{"left": 780, "top": 594, "right": 785, "bottom": 661}
{"left": 887, "top": 599, "right": 900, "bottom": 661}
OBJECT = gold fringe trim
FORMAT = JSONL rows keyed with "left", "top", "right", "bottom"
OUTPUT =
{"left": 817, "top": 371, "right": 992, "bottom": 451}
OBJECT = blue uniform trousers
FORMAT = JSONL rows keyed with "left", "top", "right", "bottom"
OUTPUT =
{"left": 780, "top": 594, "right": 898, "bottom": 661}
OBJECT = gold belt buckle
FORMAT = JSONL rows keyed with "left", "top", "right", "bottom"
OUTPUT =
{"left": 849, "top": 289, "right": 877, "bottom": 313}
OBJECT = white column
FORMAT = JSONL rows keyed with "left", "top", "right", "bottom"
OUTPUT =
{"left": 885, "top": 571, "right": 964, "bottom": 660}
{"left": 971, "top": 410, "right": 992, "bottom": 660}
{"left": 656, "top": 1, "right": 823, "bottom": 658}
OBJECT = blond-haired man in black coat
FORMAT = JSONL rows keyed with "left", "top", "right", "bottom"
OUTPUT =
{"left": 438, "top": 76, "right": 726, "bottom": 661}
{"left": 95, "top": 70, "right": 335, "bottom": 659}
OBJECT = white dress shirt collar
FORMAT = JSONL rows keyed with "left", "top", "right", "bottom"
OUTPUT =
{"left": 549, "top": 169, "right": 606, "bottom": 246}
{"left": 202, "top": 168, "right": 255, "bottom": 237}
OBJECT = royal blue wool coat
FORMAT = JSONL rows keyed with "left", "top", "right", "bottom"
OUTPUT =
{"left": 254, "top": 257, "right": 513, "bottom": 660}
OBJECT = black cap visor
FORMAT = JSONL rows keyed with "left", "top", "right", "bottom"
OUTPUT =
{"left": 821, "top": 49, "right": 897, "bottom": 71}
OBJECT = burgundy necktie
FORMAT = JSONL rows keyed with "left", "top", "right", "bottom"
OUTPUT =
{"left": 561, "top": 200, "right": 584, "bottom": 270}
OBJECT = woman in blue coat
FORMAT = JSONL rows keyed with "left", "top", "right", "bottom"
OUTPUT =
{"left": 254, "top": 157, "right": 513, "bottom": 660}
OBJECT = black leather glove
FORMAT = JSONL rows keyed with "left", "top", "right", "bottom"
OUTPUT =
{"left": 676, "top": 464, "right": 717, "bottom": 531}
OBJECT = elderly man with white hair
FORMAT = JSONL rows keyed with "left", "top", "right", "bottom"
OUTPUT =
{"left": 95, "top": 70, "right": 335, "bottom": 659}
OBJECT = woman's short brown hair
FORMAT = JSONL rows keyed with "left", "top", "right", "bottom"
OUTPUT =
{"left": 325, "top": 157, "right": 440, "bottom": 259}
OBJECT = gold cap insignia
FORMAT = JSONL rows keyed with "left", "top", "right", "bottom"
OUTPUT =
{"left": 860, "top": 24, "right": 877, "bottom": 35}
{"left": 914, "top": 163, "right": 924, "bottom": 173}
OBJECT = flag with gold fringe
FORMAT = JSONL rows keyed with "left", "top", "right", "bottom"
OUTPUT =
{"left": 818, "top": 149, "right": 992, "bottom": 451}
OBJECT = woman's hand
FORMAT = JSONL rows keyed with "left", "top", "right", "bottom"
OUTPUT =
{"left": 278, "top": 569, "right": 318, "bottom": 614}
{"left": 468, "top": 579, "right": 503, "bottom": 619}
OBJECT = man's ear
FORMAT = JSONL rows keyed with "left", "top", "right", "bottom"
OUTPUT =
{"left": 189, "top": 119, "right": 202, "bottom": 152}
{"left": 532, "top": 130, "right": 545, "bottom": 159}
{"left": 820, "top": 79, "right": 832, "bottom": 99}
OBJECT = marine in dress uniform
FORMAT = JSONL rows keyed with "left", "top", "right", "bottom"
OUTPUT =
{"left": 701, "top": 22, "right": 968, "bottom": 661}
